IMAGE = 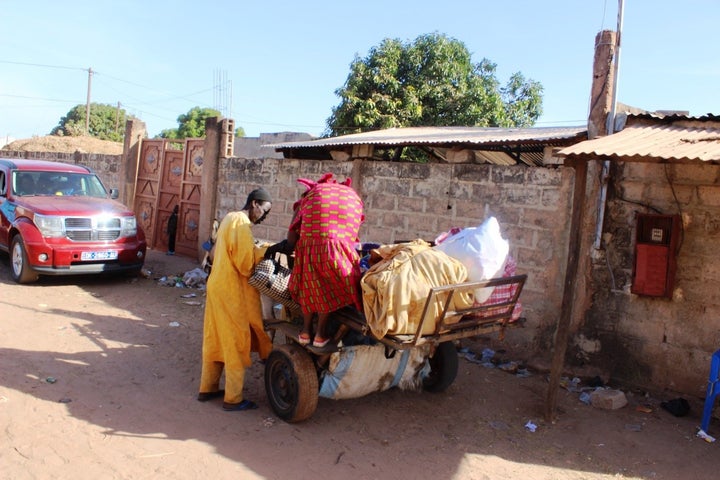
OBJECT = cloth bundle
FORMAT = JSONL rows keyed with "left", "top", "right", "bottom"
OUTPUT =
{"left": 360, "top": 240, "right": 472, "bottom": 338}
{"left": 319, "top": 344, "right": 431, "bottom": 399}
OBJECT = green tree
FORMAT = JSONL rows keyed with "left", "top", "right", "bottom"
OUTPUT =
{"left": 326, "top": 33, "right": 543, "bottom": 136}
{"left": 159, "top": 107, "right": 221, "bottom": 139}
{"left": 52, "top": 103, "right": 132, "bottom": 142}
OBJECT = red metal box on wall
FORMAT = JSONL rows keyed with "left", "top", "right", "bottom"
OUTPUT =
{"left": 631, "top": 214, "right": 681, "bottom": 298}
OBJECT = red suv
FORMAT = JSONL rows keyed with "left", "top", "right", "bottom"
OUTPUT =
{"left": 0, "top": 158, "right": 147, "bottom": 283}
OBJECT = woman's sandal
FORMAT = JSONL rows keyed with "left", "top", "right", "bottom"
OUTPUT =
{"left": 312, "top": 336, "right": 330, "bottom": 348}
{"left": 297, "top": 332, "right": 311, "bottom": 346}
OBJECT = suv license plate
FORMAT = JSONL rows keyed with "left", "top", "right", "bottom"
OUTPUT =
{"left": 81, "top": 251, "right": 118, "bottom": 261}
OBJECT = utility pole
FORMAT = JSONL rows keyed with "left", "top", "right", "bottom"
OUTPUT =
{"left": 85, "top": 67, "right": 93, "bottom": 135}
{"left": 115, "top": 101, "right": 121, "bottom": 133}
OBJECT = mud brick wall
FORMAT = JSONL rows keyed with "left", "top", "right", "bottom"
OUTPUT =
{"left": 216, "top": 156, "right": 575, "bottom": 347}
{"left": 581, "top": 161, "right": 720, "bottom": 395}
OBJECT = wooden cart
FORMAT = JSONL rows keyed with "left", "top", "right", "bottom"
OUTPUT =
{"left": 262, "top": 274, "right": 527, "bottom": 423}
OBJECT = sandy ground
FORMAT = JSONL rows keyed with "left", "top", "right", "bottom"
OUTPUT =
{"left": 1, "top": 248, "right": 719, "bottom": 480}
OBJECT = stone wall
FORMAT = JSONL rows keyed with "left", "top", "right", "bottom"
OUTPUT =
{"left": 580, "top": 161, "right": 720, "bottom": 395}
{"left": 216, "top": 155, "right": 575, "bottom": 348}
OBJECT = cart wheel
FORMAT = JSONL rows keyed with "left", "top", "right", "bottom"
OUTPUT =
{"left": 264, "top": 344, "right": 319, "bottom": 423}
{"left": 423, "top": 341, "right": 458, "bottom": 393}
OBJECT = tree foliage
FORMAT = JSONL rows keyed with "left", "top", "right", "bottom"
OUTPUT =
{"left": 158, "top": 107, "right": 222, "bottom": 139}
{"left": 52, "top": 103, "right": 133, "bottom": 142}
{"left": 326, "top": 33, "right": 543, "bottom": 136}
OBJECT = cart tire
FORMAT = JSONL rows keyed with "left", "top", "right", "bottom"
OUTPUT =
{"left": 423, "top": 341, "right": 458, "bottom": 393}
{"left": 264, "top": 344, "right": 319, "bottom": 423}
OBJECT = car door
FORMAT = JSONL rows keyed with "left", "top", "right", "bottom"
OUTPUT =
{"left": 0, "top": 168, "right": 10, "bottom": 250}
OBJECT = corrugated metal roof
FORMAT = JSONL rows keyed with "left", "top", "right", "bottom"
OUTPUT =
{"left": 559, "top": 115, "right": 720, "bottom": 163}
{"left": 266, "top": 126, "right": 587, "bottom": 149}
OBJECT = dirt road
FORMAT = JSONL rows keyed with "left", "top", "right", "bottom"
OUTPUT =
{"left": 1, "top": 249, "right": 718, "bottom": 480}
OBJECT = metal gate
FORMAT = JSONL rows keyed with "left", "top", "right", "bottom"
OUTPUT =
{"left": 133, "top": 138, "right": 204, "bottom": 258}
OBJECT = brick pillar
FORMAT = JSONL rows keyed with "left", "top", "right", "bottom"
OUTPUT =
{"left": 198, "top": 117, "right": 223, "bottom": 262}
{"left": 120, "top": 118, "right": 146, "bottom": 208}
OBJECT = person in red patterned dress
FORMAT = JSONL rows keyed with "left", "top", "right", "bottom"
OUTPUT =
{"left": 268, "top": 173, "right": 364, "bottom": 349}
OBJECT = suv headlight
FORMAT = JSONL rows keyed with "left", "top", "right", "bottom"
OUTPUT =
{"left": 34, "top": 214, "right": 65, "bottom": 238}
{"left": 120, "top": 216, "right": 138, "bottom": 238}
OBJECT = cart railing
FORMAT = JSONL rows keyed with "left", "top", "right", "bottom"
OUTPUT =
{"left": 331, "top": 274, "right": 527, "bottom": 350}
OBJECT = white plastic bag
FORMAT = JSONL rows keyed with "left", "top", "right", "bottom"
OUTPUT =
{"left": 182, "top": 267, "right": 209, "bottom": 288}
{"left": 434, "top": 217, "right": 509, "bottom": 302}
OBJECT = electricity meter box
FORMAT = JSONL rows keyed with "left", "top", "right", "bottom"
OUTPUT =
{"left": 631, "top": 214, "right": 681, "bottom": 298}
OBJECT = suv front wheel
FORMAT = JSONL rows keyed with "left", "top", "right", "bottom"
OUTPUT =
{"left": 11, "top": 235, "right": 39, "bottom": 284}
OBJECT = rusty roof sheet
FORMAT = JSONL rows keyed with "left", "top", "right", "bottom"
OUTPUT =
{"left": 266, "top": 126, "right": 587, "bottom": 149}
{"left": 559, "top": 115, "right": 720, "bottom": 163}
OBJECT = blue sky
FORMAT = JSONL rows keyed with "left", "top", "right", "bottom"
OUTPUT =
{"left": 2, "top": 0, "right": 718, "bottom": 143}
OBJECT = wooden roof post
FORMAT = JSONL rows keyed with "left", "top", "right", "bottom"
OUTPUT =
{"left": 544, "top": 156, "right": 588, "bottom": 422}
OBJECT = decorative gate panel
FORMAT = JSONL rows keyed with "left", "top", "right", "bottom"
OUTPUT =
{"left": 175, "top": 139, "right": 204, "bottom": 258}
{"left": 133, "top": 138, "right": 203, "bottom": 257}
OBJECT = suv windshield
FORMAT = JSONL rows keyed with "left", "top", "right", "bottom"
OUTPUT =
{"left": 12, "top": 171, "right": 108, "bottom": 198}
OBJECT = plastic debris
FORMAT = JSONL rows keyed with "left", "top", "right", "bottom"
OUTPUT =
{"left": 181, "top": 293, "right": 197, "bottom": 298}
{"left": 262, "top": 417, "right": 276, "bottom": 428}
{"left": 524, "top": 421, "right": 537, "bottom": 432}
{"left": 625, "top": 423, "right": 642, "bottom": 432}
{"left": 560, "top": 376, "right": 582, "bottom": 392}
{"left": 183, "top": 268, "right": 208, "bottom": 288}
{"left": 697, "top": 429, "right": 716, "bottom": 443}
{"left": 661, "top": 398, "right": 690, "bottom": 417}
{"left": 498, "top": 361, "right": 519, "bottom": 373}
{"left": 168, "top": 322, "right": 180, "bottom": 327}
{"left": 45, "top": 377, "right": 57, "bottom": 384}
{"left": 579, "top": 392, "right": 592, "bottom": 405}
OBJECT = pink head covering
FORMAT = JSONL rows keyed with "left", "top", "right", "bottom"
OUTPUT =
{"left": 293, "top": 173, "right": 352, "bottom": 210}
{"left": 296, "top": 172, "right": 351, "bottom": 191}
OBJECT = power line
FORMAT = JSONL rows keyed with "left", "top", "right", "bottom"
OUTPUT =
{"left": 0, "top": 59, "right": 87, "bottom": 71}
{"left": 0, "top": 93, "right": 79, "bottom": 104}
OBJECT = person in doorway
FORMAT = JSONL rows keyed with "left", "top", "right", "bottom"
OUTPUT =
{"left": 266, "top": 173, "right": 364, "bottom": 350}
{"left": 166, "top": 205, "right": 179, "bottom": 255}
{"left": 197, "top": 188, "right": 273, "bottom": 411}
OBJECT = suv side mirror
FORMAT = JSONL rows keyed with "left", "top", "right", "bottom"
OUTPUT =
{"left": 109, "top": 188, "right": 120, "bottom": 199}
